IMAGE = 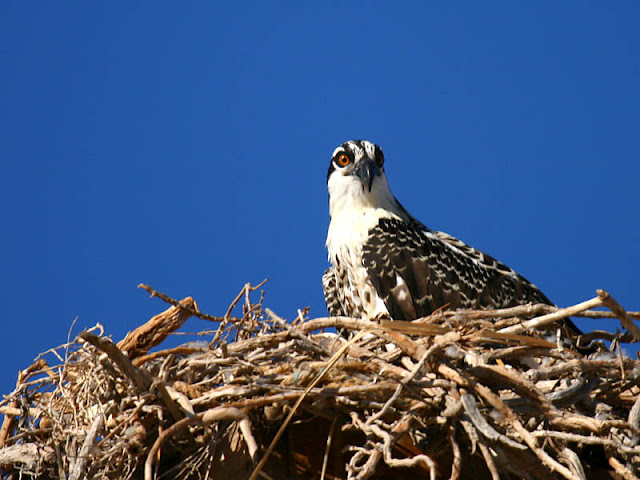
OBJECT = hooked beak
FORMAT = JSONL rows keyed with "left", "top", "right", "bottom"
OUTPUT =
{"left": 353, "top": 158, "right": 378, "bottom": 192}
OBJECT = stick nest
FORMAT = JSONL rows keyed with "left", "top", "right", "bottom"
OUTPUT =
{"left": 1, "top": 283, "right": 640, "bottom": 480}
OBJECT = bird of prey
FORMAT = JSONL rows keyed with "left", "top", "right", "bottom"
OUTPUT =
{"left": 322, "top": 140, "right": 569, "bottom": 331}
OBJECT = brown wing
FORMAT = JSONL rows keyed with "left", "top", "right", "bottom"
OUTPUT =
{"left": 361, "top": 217, "right": 552, "bottom": 321}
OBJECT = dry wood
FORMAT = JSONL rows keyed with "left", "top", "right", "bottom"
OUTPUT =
{"left": 498, "top": 295, "right": 604, "bottom": 334}
{"left": 597, "top": 289, "right": 640, "bottom": 342}
{"left": 118, "top": 295, "right": 197, "bottom": 358}
{"left": 80, "top": 332, "right": 151, "bottom": 391}
{"left": 0, "top": 285, "right": 638, "bottom": 480}
{"left": 0, "top": 359, "right": 48, "bottom": 448}
{"left": 0, "top": 444, "right": 55, "bottom": 469}
{"left": 69, "top": 413, "right": 104, "bottom": 480}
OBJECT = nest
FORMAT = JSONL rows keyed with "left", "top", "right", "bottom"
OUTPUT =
{"left": 1, "top": 283, "right": 640, "bottom": 480}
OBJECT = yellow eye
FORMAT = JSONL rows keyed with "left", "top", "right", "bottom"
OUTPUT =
{"left": 337, "top": 154, "right": 351, "bottom": 167}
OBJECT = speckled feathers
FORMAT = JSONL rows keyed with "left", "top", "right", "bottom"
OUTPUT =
{"left": 323, "top": 140, "right": 554, "bottom": 324}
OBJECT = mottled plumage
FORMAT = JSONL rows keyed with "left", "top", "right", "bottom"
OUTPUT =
{"left": 323, "top": 140, "right": 570, "bottom": 332}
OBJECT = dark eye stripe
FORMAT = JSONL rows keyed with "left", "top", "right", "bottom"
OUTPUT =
{"left": 327, "top": 141, "right": 383, "bottom": 183}
{"left": 374, "top": 144, "right": 384, "bottom": 166}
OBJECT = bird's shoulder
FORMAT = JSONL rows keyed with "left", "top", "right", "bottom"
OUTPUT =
{"left": 375, "top": 202, "right": 535, "bottom": 282}
{"left": 362, "top": 211, "right": 553, "bottom": 317}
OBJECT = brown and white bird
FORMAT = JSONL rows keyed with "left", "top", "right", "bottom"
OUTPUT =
{"left": 322, "top": 140, "right": 566, "bottom": 328}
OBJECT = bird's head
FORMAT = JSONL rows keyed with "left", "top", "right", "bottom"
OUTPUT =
{"left": 327, "top": 140, "right": 397, "bottom": 218}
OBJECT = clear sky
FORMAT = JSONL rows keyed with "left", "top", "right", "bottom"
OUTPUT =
{"left": 1, "top": 2, "right": 639, "bottom": 393}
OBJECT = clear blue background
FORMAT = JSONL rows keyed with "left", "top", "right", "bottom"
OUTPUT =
{"left": 1, "top": 2, "right": 638, "bottom": 393}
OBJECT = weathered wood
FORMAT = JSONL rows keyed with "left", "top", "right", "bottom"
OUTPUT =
{"left": 117, "top": 295, "right": 197, "bottom": 358}
{"left": 0, "top": 285, "right": 638, "bottom": 480}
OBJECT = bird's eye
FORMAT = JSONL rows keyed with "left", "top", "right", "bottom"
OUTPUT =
{"left": 337, "top": 154, "right": 351, "bottom": 167}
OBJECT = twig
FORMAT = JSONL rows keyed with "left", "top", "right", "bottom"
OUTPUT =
{"left": 0, "top": 443, "right": 54, "bottom": 469}
{"left": 606, "top": 451, "right": 637, "bottom": 480}
{"left": 80, "top": 332, "right": 185, "bottom": 423}
{"left": 320, "top": 416, "right": 338, "bottom": 480}
{"left": 438, "top": 364, "right": 581, "bottom": 480}
{"left": 54, "top": 442, "right": 66, "bottom": 480}
{"left": 499, "top": 295, "right": 604, "bottom": 334}
{"left": 69, "top": 413, "right": 104, "bottom": 480}
{"left": 471, "top": 381, "right": 581, "bottom": 480}
{"left": 237, "top": 415, "right": 258, "bottom": 461}
{"left": 144, "top": 407, "right": 251, "bottom": 480}
{"left": 368, "top": 343, "right": 438, "bottom": 424}
{"left": 448, "top": 424, "right": 461, "bottom": 480}
{"left": 265, "top": 308, "right": 333, "bottom": 356}
{"left": 476, "top": 439, "right": 500, "bottom": 480}
{"left": 210, "top": 280, "right": 268, "bottom": 347}
{"left": 4, "top": 287, "right": 640, "bottom": 480}
{"left": 430, "top": 302, "right": 640, "bottom": 321}
{"left": 528, "top": 357, "right": 636, "bottom": 382}
{"left": 298, "top": 316, "right": 378, "bottom": 335}
{"left": 377, "top": 417, "right": 437, "bottom": 480}
{"left": 597, "top": 289, "right": 640, "bottom": 342}
{"left": 133, "top": 346, "right": 206, "bottom": 367}
{"left": 79, "top": 332, "right": 150, "bottom": 391}
{"left": 248, "top": 329, "right": 370, "bottom": 480}
{"left": 0, "top": 359, "right": 48, "bottom": 448}
{"left": 152, "top": 379, "right": 185, "bottom": 423}
{"left": 532, "top": 430, "right": 638, "bottom": 452}
{"left": 560, "top": 447, "right": 586, "bottom": 480}
{"left": 138, "top": 283, "right": 221, "bottom": 322}
{"left": 460, "top": 393, "right": 526, "bottom": 450}
{"left": 118, "top": 296, "right": 197, "bottom": 358}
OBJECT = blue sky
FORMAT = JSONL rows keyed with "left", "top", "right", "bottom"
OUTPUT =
{"left": 1, "top": 2, "right": 639, "bottom": 393}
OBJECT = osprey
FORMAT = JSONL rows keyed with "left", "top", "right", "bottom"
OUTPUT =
{"left": 323, "top": 140, "right": 561, "bottom": 326}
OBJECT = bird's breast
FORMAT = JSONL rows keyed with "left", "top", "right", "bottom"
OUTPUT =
{"left": 326, "top": 207, "right": 402, "bottom": 265}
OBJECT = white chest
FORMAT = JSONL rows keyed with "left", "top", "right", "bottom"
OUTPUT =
{"left": 326, "top": 206, "right": 402, "bottom": 319}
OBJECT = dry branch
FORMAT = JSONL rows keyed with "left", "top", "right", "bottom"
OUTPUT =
{"left": 118, "top": 294, "right": 197, "bottom": 358}
{"left": 0, "top": 285, "right": 638, "bottom": 480}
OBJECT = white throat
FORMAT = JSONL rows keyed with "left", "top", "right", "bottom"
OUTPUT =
{"left": 326, "top": 171, "right": 406, "bottom": 261}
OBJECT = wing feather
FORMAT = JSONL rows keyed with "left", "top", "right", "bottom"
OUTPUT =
{"left": 361, "top": 217, "right": 552, "bottom": 320}
{"left": 322, "top": 267, "right": 345, "bottom": 317}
